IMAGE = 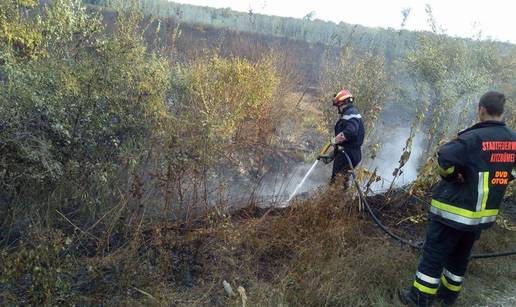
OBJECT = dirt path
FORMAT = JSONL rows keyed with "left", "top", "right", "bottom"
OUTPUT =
{"left": 473, "top": 282, "right": 516, "bottom": 306}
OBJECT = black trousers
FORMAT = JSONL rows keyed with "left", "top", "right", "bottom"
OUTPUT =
{"left": 331, "top": 150, "right": 360, "bottom": 188}
{"left": 410, "top": 219, "right": 480, "bottom": 306}
{"left": 331, "top": 155, "right": 351, "bottom": 189}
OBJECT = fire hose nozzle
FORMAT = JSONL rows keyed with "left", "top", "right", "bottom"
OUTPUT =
{"left": 320, "top": 142, "right": 332, "bottom": 156}
{"left": 317, "top": 142, "right": 335, "bottom": 164}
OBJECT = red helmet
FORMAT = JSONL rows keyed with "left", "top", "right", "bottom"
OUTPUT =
{"left": 333, "top": 89, "right": 354, "bottom": 107}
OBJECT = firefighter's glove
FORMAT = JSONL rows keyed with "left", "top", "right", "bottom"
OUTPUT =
{"left": 317, "top": 152, "right": 335, "bottom": 165}
{"left": 456, "top": 173, "right": 465, "bottom": 184}
{"left": 334, "top": 132, "right": 347, "bottom": 144}
{"left": 442, "top": 171, "right": 465, "bottom": 184}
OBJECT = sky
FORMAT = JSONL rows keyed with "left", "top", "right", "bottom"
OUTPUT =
{"left": 171, "top": 0, "right": 516, "bottom": 44}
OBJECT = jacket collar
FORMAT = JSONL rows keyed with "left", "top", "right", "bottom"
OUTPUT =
{"left": 458, "top": 120, "right": 506, "bottom": 135}
{"left": 338, "top": 103, "right": 355, "bottom": 114}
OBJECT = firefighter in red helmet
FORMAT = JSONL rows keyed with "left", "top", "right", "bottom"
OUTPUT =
{"left": 318, "top": 89, "right": 365, "bottom": 188}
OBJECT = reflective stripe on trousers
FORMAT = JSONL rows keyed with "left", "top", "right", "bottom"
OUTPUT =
{"left": 441, "top": 268, "right": 464, "bottom": 292}
{"left": 413, "top": 271, "right": 440, "bottom": 295}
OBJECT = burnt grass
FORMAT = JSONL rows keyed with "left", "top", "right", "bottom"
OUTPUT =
{"left": 1, "top": 188, "right": 515, "bottom": 306}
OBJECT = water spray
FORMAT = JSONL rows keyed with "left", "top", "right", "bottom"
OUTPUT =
{"left": 285, "top": 142, "right": 332, "bottom": 203}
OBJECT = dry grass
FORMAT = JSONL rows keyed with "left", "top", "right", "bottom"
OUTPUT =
{"left": 1, "top": 190, "right": 515, "bottom": 306}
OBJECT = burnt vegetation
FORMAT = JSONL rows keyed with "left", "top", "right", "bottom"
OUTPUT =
{"left": 0, "top": 0, "right": 515, "bottom": 305}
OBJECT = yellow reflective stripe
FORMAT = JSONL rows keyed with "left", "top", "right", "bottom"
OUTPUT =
{"left": 430, "top": 207, "right": 497, "bottom": 225}
{"left": 481, "top": 172, "right": 489, "bottom": 211}
{"left": 438, "top": 165, "right": 455, "bottom": 176}
{"left": 413, "top": 280, "right": 438, "bottom": 295}
{"left": 431, "top": 200, "right": 498, "bottom": 219}
{"left": 441, "top": 276, "right": 462, "bottom": 292}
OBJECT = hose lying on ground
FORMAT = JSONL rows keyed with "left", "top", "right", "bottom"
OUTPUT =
{"left": 340, "top": 150, "right": 516, "bottom": 260}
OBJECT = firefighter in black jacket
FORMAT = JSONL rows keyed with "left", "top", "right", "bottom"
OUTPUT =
{"left": 318, "top": 89, "right": 365, "bottom": 188}
{"left": 399, "top": 91, "right": 516, "bottom": 306}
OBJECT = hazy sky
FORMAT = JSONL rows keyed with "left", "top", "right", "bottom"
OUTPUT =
{"left": 171, "top": 0, "right": 516, "bottom": 43}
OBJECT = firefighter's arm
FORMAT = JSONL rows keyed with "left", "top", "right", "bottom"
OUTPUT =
{"left": 339, "top": 118, "right": 360, "bottom": 143}
{"left": 437, "top": 138, "right": 467, "bottom": 181}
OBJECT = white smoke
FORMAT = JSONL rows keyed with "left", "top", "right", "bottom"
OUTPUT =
{"left": 256, "top": 126, "right": 426, "bottom": 202}
{"left": 366, "top": 127, "right": 426, "bottom": 193}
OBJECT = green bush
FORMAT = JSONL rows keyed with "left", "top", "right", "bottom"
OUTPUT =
{"left": 0, "top": 0, "right": 171, "bottom": 233}
{"left": 0, "top": 228, "right": 74, "bottom": 305}
{"left": 170, "top": 55, "right": 280, "bottom": 163}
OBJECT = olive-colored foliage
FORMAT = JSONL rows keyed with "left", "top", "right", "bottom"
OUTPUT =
{"left": 0, "top": 228, "right": 73, "bottom": 305}
{"left": 405, "top": 17, "right": 513, "bottom": 194}
{"left": 407, "top": 33, "right": 492, "bottom": 142}
{"left": 171, "top": 55, "right": 279, "bottom": 160}
{"left": 0, "top": 0, "right": 170, "bottom": 231}
{"left": 0, "top": 1, "right": 286, "bottom": 302}
{"left": 0, "top": 0, "right": 45, "bottom": 60}
{"left": 152, "top": 55, "right": 281, "bottom": 214}
{"left": 0, "top": 1, "right": 173, "bottom": 302}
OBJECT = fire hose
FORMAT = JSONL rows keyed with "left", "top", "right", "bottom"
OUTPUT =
{"left": 325, "top": 142, "right": 516, "bottom": 259}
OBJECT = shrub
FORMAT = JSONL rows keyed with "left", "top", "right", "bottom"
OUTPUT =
{"left": 0, "top": 0, "right": 171, "bottom": 236}
{"left": 171, "top": 55, "right": 280, "bottom": 155}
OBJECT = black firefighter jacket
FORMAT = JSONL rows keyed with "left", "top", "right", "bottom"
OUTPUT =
{"left": 333, "top": 104, "right": 365, "bottom": 173}
{"left": 431, "top": 121, "right": 516, "bottom": 231}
